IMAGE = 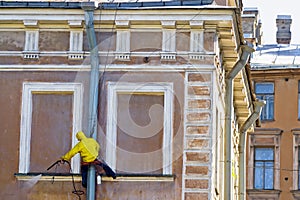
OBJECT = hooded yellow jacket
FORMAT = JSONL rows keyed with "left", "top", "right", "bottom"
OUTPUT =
{"left": 61, "top": 131, "right": 100, "bottom": 163}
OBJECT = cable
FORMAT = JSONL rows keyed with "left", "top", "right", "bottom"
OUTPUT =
{"left": 47, "top": 160, "right": 84, "bottom": 200}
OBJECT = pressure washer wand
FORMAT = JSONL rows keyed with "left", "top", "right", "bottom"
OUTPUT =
{"left": 47, "top": 160, "right": 62, "bottom": 171}
{"left": 47, "top": 160, "right": 70, "bottom": 171}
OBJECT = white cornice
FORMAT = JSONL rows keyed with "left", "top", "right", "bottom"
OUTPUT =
{"left": 0, "top": 64, "right": 215, "bottom": 72}
{"left": 0, "top": 8, "right": 235, "bottom": 22}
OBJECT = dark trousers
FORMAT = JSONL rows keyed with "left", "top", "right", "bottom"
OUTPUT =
{"left": 81, "top": 165, "right": 89, "bottom": 188}
{"left": 81, "top": 159, "right": 116, "bottom": 188}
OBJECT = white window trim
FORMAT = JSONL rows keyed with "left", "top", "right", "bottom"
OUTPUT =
{"left": 293, "top": 129, "right": 300, "bottom": 190}
{"left": 19, "top": 82, "right": 84, "bottom": 174}
{"left": 248, "top": 128, "right": 282, "bottom": 190}
{"left": 106, "top": 82, "right": 173, "bottom": 175}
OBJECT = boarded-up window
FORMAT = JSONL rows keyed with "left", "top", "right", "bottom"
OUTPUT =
{"left": 106, "top": 82, "right": 173, "bottom": 175}
{"left": 19, "top": 82, "right": 83, "bottom": 174}
{"left": 116, "top": 94, "right": 164, "bottom": 174}
{"left": 30, "top": 93, "right": 73, "bottom": 173}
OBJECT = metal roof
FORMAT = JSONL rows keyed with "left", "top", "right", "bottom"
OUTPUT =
{"left": 251, "top": 44, "right": 300, "bottom": 69}
{"left": 0, "top": 0, "right": 214, "bottom": 9}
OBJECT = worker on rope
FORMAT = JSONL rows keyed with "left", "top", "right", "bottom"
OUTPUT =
{"left": 61, "top": 131, "right": 116, "bottom": 188}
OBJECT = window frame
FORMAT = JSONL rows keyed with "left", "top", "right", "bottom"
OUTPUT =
{"left": 298, "top": 81, "right": 300, "bottom": 120}
{"left": 106, "top": 82, "right": 173, "bottom": 175}
{"left": 255, "top": 82, "right": 274, "bottom": 121}
{"left": 292, "top": 129, "right": 300, "bottom": 190}
{"left": 254, "top": 147, "right": 274, "bottom": 190}
{"left": 248, "top": 128, "right": 282, "bottom": 191}
{"left": 19, "top": 82, "right": 84, "bottom": 174}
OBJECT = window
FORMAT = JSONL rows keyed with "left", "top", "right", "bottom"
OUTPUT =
{"left": 255, "top": 82, "right": 274, "bottom": 120}
{"left": 247, "top": 128, "right": 281, "bottom": 198}
{"left": 292, "top": 129, "right": 300, "bottom": 191}
{"left": 298, "top": 81, "right": 300, "bottom": 119}
{"left": 106, "top": 82, "right": 173, "bottom": 175}
{"left": 19, "top": 82, "right": 83, "bottom": 174}
{"left": 298, "top": 150, "right": 300, "bottom": 189}
{"left": 254, "top": 148, "right": 274, "bottom": 189}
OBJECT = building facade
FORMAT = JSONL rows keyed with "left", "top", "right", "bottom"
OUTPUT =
{"left": 245, "top": 10, "right": 300, "bottom": 200}
{"left": 0, "top": 1, "right": 255, "bottom": 199}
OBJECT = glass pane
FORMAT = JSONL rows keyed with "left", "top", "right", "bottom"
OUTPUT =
{"left": 264, "top": 162, "right": 274, "bottom": 189}
{"left": 255, "top": 148, "right": 274, "bottom": 160}
{"left": 254, "top": 162, "right": 264, "bottom": 189}
{"left": 265, "top": 96, "right": 274, "bottom": 120}
{"left": 298, "top": 162, "right": 300, "bottom": 189}
{"left": 298, "top": 95, "right": 300, "bottom": 119}
{"left": 257, "top": 95, "right": 274, "bottom": 120}
{"left": 255, "top": 82, "right": 274, "bottom": 94}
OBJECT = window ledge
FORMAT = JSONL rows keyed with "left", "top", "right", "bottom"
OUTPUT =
{"left": 15, "top": 173, "right": 81, "bottom": 182}
{"left": 291, "top": 190, "right": 300, "bottom": 199}
{"left": 247, "top": 189, "right": 281, "bottom": 198}
{"left": 103, "top": 174, "right": 175, "bottom": 182}
{"left": 15, "top": 173, "right": 175, "bottom": 182}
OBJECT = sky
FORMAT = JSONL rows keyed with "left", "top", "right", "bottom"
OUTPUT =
{"left": 243, "top": 0, "right": 300, "bottom": 44}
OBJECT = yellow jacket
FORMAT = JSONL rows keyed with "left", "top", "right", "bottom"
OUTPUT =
{"left": 61, "top": 131, "right": 100, "bottom": 163}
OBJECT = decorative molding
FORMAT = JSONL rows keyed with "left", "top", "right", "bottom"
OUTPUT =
{"left": 115, "top": 53, "right": 130, "bottom": 60}
{"left": 189, "top": 20, "right": 204, "bottom": 29}
{"left": 68, "top": 53, "right": 84, "bottom": 59}
{"left": 115, "top": 20, "right": 130, "bottom": 28}
{"left": 162, "top": 29, "right": 176, "bottom": 60}
{"left": 116, "top": 30, "right": 130, "bottom": 60}
{"left": 68, "top": 20, "right": 82, "bottom": 28}
{"left": 190, "top": 30, "right": 204, "bottom": 53}
{"left": 248, "top": 129, "right": 282, "bottom": 190}
{"left": 189, "top": 53, "right": 205, "bottom": 60}
{"left": 161, "top": 52, "right": 176, "bottom": 60}
{"left": 161, "top": 20, "right": 176, "bottom": 28}
{"left": 23, "top": 20, "right": 38, "bottom": 27}
{"left": 22, "top": 52, "right": 39, "bottom": 59}
{"left": 19, "top": 82, "right": 84, "bottom": 174}
{"left": 293, "top": 130, "right": 300, "bottom": 190}
{"left": 69, "top": 31, "right": 83, "bottom": 60}
{"left": 106, "top": 82, "right": 173, "bottom": 175}
{"left": 247, "top": 189, "right": 281, "bottom": 199}
{"left": 0, "top": 63, "right": 215, "bottom": 72}
{"left": 23, "top": 30, "right": 39, "bottom": 59}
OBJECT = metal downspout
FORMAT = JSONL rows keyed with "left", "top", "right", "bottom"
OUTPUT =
{"left": 238, "top": 100, "right": 265, "bottom": 200}
{"left": 82, "top": 2, "right": 99, "bottom": 200}
{"left": 224, "top": 45, "right": 254, "bottom": 200}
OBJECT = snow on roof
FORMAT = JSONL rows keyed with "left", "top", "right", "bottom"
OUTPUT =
{"left": 251, "top": 44, "right": 300, "bottom": 69}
